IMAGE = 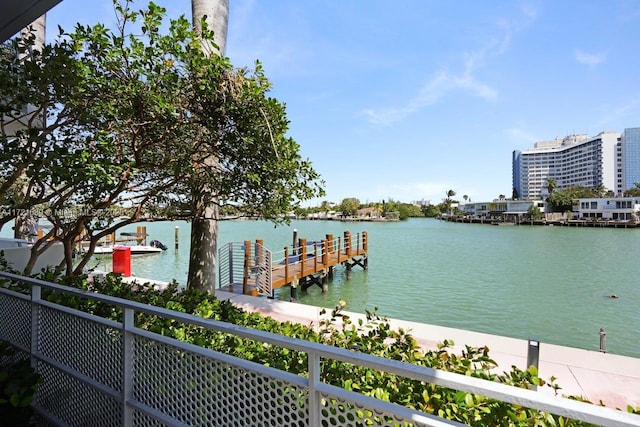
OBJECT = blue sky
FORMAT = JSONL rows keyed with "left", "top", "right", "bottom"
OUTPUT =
{"left": 45, "top": 0, "right": 640, "bottom": 206}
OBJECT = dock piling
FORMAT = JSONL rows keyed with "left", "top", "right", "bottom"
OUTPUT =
{"left": 599, "top": 328, "right": 607, "bottom": 353}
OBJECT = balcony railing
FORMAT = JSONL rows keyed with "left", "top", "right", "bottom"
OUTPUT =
{"left": 0, "top": 271, "right": 638, "bottom": 426}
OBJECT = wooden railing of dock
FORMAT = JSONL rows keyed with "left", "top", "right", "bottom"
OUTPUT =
{"left": 218, "top": 230, "right": 368, "bottom": 300}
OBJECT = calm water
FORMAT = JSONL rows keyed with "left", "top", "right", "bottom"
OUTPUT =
{"left": 4, "top": 218, "right": 639, "bottom": 357}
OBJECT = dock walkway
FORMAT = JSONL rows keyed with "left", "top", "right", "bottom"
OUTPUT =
{"left": 218, "top": 230, "right": 368, "bottom": 299}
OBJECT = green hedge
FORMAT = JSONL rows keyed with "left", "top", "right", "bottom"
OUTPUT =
{"left": 4, "top": 270, "right": 640, "bottom": 426}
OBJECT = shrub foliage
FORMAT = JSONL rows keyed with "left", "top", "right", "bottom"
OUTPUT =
{"left": 3, "top": 271, "right": 639, "bottom": 425}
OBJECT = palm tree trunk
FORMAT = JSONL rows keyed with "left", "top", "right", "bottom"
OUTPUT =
{"left": 187, "top": 0, "right": 229, "bottom": 294}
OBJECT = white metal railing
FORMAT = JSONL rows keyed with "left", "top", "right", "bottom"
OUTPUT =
{"left": 218, "top": 241, "right": 273, "bottom": 296}
{"left": 0, "top": 271, "right": 638, "bottom": 426}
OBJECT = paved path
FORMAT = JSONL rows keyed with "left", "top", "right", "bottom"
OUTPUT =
{"left": 123, "top": 276, "right": 640, "bottom": 411}
{"left": 214, "top": 289, "right": 640, "bottom": 411}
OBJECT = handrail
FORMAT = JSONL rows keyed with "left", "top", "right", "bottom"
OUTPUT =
{"left": 0, "top": 271, "right": 638, "bottom": 426}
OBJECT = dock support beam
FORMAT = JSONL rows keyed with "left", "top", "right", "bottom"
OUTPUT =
{"left": 290, "top": 278, "right": 298, "bottom": 302}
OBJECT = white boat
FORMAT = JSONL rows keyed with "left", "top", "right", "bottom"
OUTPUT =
{"left": 83, "top": 230, "right": 169, "bottom": 256}
{"left": 91, "top": 242, "right": 166, "bottom": 255}
{"left": 0, "top": 237, "right": 64, "bottom": 272}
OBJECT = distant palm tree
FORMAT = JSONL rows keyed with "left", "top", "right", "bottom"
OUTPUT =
{"left": 546, "top": 178, "right": 557, "bottom": 196}
{"left": 445, "top": 189, "right": 456, "bottom": 216}
{"left": 463, "top": 194, "right": 468, "bottom": 203}
{"left": 446, "top": 189, "right": 456, "bottom": 200}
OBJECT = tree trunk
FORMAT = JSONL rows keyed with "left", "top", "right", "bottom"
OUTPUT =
{"left": 14, "top": 15, "right": 46, "bottom": 245}
{"left": 187, "top": 0, "right": 228, "bottom": 293}
{"left": 191, "top": 0, "right": 229, "bottom": 55}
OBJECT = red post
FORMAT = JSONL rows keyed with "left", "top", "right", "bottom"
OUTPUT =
{"left": 112, "top": 246, "right": 131, "bottom": 277}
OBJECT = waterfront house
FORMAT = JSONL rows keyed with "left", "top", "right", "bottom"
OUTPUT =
{"left": 461, "top": 199, "right": 547, "bottom": 220}
{"left": 355, "top": 207, "right": 382, "bottom": 220}
{"left": 573, "top": 196, "right": 640, "bottom": 221}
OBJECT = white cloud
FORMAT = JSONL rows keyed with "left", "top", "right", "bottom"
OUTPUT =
{"left": 363, "top": 68, "right": 497, "bottom": 126}
{"left": 575, "top": 49, "right": 606, "bottom": 66}
{"left": 362, "top": 4, "right": 538, "bottom": 127}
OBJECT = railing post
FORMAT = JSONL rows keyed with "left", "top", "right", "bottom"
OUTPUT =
{"left": 243, "top": 240, "right": 251, "bottom": 295}
{"left": 228, "top": 243, "right": 234, "bottom": 286}
{"left": 30, "top": 284, "right": 41, "bottom": 370}
{"left": 326, "top": 234, "right": 334, "bottom": 253}
{"left": 322, "top": 239, "right": 329, "bottom": 265}
{"left": 308, "top": 353, "right": 321, "bottom": 427}
{"left": 344, "top": 231, "right": 352, "bottom": 258}
{"left": 299, "top": 238, "right": 307, "bottom": 276}
{"left": 122, "top": 308, "right": 134, "bottom": 426}
{"left": 284, "top": 247, "right": 289, "bottom": 284}
{"left": 292, "top": 229, "right": 298, "bottom": 256}
{"left": 313, "top": 242, "right": 319, "bottom": 271}
{"left": 527, "top": 339, "right": 540, "bottom": 391}
{"left": 255, "top": 239, "right": 264, "bottom": 266}
{"left": 362, "top": 231, "right": 368, "bottom": 251}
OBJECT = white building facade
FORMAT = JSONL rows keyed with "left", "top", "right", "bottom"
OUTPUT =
{"left": 573, "top": 196, "right": 640, "bottom": 221}
{"left": 512, "top": 131, "right": 621, "bottom": 199}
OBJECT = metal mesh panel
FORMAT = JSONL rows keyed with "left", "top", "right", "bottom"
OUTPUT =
{"left": 319, "top": 392, "right": 430, "bottom": 427}
{"left": 35, "top": 361, "right": 121, "bottom": 427}
{"left": 39, "top": 306, "right": 123, "bottom": 391}
{"left": 0, "top": 291, "right": 31, "bottom": 349}
{"left": 132, "top": 411, "right": 170, "bottom": 427}
{"left": 133, "top": 336, "right": 308, "bottom": 426}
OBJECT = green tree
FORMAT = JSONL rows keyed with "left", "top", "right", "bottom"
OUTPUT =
{"left": 546, "top": 178, "right": 557, "bottom": 199}
{"left": 527, "top": 204, "right": 543, "bottom": 220}
{"left": 421, "top": 204, "right": 441, "bottom": 217}
{"left": 624, "top": 183, "right": 640, "bottom": 197}
{"left": 443, "top": 189, "right": 456, "bottom": 215}
{"left": 0, "top": 2, "right": 324, "bottom": 278}
{"left": 339, "top": 197, "right": 360, "bottom": 217}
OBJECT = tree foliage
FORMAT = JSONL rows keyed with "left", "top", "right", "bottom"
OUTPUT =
{"left": 0, "top": 1, "right": 324, "bottom": 276}
{"left": 339, "top": 197, "right": 360, "bottom": 217}
{"left": 547, "top": 186, "right": 604, "bottom": 212}
{"left": 624, "top": 183, "right": 640, "bottom": 197}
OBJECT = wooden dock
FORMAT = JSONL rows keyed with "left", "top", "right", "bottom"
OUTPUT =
{"left": 218, "top": 230, "right": 368, "bottom": 300}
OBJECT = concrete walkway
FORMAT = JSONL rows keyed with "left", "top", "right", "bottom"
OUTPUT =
{"left": 214, "top": 289, "right": 640, "bottom": 411}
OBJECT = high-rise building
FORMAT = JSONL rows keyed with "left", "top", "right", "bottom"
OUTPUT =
{"left": 512, "top": 131, "right": 621, "bottom": 199}
{"left": 622, "top": 127, "right": 640, "bottom": 192}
